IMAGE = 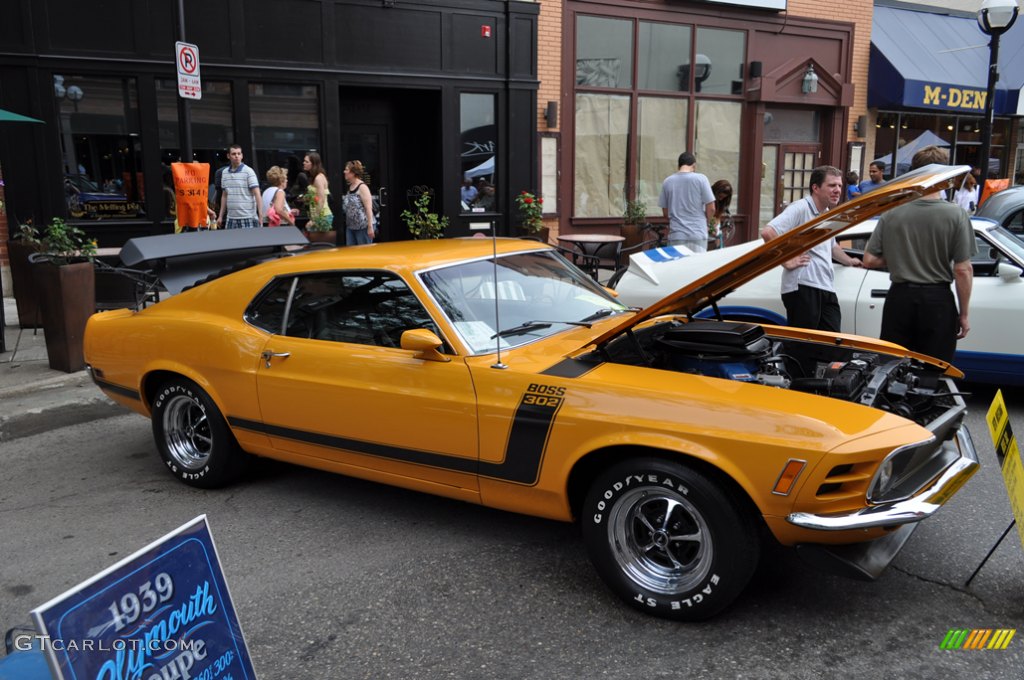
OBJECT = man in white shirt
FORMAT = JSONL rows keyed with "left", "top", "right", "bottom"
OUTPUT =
{"left": 760, "top": 165, "right": 862, "bottom": 331}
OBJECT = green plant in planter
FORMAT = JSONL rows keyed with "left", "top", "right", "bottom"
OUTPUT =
{"left": 401, "top": 189, "right": 448, "bottom": 239}
{"left": 18, "top": 217, "right": 97, "bottom": 264}
{"left": 622, "top": 198, "right": 647, "bottom": 227}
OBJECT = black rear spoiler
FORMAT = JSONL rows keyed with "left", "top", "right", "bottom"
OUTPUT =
{"left": 119, "top": 227, "right": 310, "bottom": 294}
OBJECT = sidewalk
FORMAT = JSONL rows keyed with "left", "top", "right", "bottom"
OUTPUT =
{"left": 1, "top": 296, "right": 126, "bottom": 441}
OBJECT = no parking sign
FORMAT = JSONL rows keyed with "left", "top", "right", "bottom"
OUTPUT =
{"left": 176, "top": 41, "right": 201, "bottom": 100}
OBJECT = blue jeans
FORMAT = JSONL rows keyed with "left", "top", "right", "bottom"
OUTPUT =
{"left": 346, "top": 228, "right": 372, "bottom": 245}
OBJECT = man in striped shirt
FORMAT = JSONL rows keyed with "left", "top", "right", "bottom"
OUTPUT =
{"left": 216, "top": 144, "right": 262, "bottom": 229}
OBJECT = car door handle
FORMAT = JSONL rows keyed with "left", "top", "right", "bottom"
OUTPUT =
{"left": 870, "top": 289, "right": 888, "bottom": 298}
{"left": 261, "top": 350, "right": 290, "bottom": 368}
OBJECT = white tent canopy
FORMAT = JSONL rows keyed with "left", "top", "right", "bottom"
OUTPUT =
{"left": 872, "top": 130, "right": 950, "bottom": 176}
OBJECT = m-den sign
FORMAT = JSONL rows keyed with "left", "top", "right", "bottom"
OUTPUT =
{"left": 908, "top": 82, "right": 988, "bottom": 113}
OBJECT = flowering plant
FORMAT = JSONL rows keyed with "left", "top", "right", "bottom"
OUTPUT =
{"left": 515, "top": 191, "right": 545, "bottom": 233}
{"left": 304, "top": 185, "right": 333, "bottom": 232}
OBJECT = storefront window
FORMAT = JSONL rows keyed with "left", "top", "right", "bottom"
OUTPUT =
{"left": 637, "top": 97, "right": 687, "bottom": 215}
{"left": 574, "top": 94, "right": 629, "bottom": 218}
{"left": 875, "top": 111, "right": 1011, "bottom": 179}
{"left": 249, "top": 82, "right": 321, "bottom": 197}
{"left": 573, "top": 15, "right": 745, "bottom": 221}
{"left": 638, "top": 22, "right": 691, "bottom": 92}
{"left": 763, "top": 109, "right": 820, "bottom": 143}
{"left": 460, "top": 93, "right": 497, "bottom": 213}
{"left": 54, "top": 74, "right": 145, "bottom": 220}
{"left": 694, "top": 28, "right": 745, "bottom": 96}
{"left": 576, "top": 16, "right": 633, "bottom": 89}
{"left": 695, "top": 100, "right": 742, "bottom": 206}
{"left": 157, "top": 79, "right": 234, "bottom": 214}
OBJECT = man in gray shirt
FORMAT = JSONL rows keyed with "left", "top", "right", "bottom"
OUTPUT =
{"left": 658, "top": 151, "right": 715, "bottom": 253}
{"left": 862, "top": 146, "right": 975, "bottom": 363}
{"left": 761, "top": 165, "right": 862, "bottom": 331}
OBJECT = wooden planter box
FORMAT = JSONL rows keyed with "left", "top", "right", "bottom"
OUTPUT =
{"left": 33, "top": 260, "right": 96, "bottom": 373}
{"left": 8, "top": 239, "right": 43, "bottom": 328}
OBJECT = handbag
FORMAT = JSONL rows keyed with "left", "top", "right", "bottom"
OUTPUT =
{"left": 267, "top": 205, "right": 281, "bottom": 227}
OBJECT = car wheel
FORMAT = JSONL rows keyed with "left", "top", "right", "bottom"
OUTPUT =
{"left": 151, "top": 377, "right": 246, "bottom": 488}
{"left": 582, "top": 458, "right": 759, "bottom": 621}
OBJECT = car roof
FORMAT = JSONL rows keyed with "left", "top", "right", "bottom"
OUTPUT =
{"left": 977, "top": 185, "right": 1024, "bottom": 221}
{"left": 245, "top": 236, "right": 552, "bottom": 279}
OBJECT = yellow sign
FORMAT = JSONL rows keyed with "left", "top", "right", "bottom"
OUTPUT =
{"left": 921, "top": 85, "right": 987, "bottom": 111}
{"left": 986, "top": 390, "right": 1024, "bottom": 550}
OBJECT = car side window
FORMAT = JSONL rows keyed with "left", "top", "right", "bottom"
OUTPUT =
{"left": 245, "top": 277, "right": 293, "bottom": 334}
{"left": 1008, "top": 209, "right": 1024, "bottom": 234}
{"left": 280, "top": 271, "right": 442, "bottom": 348}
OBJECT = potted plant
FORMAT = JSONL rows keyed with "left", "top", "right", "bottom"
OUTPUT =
{"left": 303, "top": 185, "right": 336, "bottom": 244}
{"left": 8, "top": 220, "right": 46, "bottom": 328}
{"left": 514, "top": 190, "right": 548, "bottom": 241}
{"left": 23, "top": 217, "right": 97, "bottom": 372}
{"left": 621, "top": 197, "right": 648, "bottom": 249}
{"left": 401, "top": 188, "right": 448, "bottom": 239}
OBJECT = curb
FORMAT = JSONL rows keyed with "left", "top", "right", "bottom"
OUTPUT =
{"left": 0, "top": 371, "right": 130, "bottom": 442}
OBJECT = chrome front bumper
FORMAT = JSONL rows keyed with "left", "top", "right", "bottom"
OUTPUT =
{"left": 786, "top": 426, "right": 979, "bottom": 531}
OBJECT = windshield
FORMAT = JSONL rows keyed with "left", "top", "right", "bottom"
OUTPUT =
{"left": 420, "top": 250, "right": 628, "bottom": 354}
{"left": 987, "top": 226, "right": 1024, "bottom": 267}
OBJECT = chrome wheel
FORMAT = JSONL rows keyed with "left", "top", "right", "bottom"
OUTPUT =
{"left": 161, "top": 393, "right": 213, "bottom": 471}
{"left": 607, "top": 487, "right": 712, "bottom": 595}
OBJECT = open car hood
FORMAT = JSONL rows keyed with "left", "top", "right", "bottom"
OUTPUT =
{"left": 588, "top": 164, "right": 971, "bottom": 349}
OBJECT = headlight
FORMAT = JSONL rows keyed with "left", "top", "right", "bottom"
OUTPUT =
{"left": 867, "top": 435, "right": 960, "bottom": 504}
{"left": 874, "top": 458, "right": 893, "bottom": 496}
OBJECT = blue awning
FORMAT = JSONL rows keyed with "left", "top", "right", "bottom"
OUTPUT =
{"left": 870, "top": 4, "right": 1023, "bottom": 115}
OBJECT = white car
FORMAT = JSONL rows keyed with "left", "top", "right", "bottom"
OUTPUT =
{"left": 613, "top": 217, "right": 1024, "bottom": 386}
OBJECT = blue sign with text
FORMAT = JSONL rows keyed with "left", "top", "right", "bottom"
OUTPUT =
{"left": 31, "top": 516, "right": 256, "bottom": 680}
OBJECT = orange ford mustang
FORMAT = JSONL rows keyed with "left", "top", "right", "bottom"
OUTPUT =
{"left": 85, "top": 166, "right": 978, "bottom": 620}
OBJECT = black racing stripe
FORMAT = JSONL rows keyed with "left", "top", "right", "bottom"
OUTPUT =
{"left": 228, "top": 416, "right": 478, "bottom": 474}
{"left": 539, "top": 357, "right": 601, "bottom": 378}
{"left": 480, "top": 394, "right": 564, "bottom": 485}
{"left": 94, "top": 378, "right": 141, "bottom": 401}
{"left": 229, "top": 393, "right": 563, "bottom": 487}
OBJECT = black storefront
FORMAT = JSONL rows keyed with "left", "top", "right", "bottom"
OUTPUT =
{"left": 0, "top": 0, "right": 539, "bottom": 248}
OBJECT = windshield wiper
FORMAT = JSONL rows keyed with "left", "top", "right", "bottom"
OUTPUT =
{"left": 579, "top": 308, "right": 627, "bottom": 323}
{"left": 491, "top": 319, "right": 591, "bottom": 339}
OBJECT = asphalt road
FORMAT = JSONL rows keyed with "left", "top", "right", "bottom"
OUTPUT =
{"left": 1, "top": 384, "right": 1023, "bottom": 679}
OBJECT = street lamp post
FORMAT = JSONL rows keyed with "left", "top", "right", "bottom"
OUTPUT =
{"left": 54, "top": 75, "right": 85, "bottom": 178}
{"left": 976, "top": 0, "right": 1019, "bottom": 191}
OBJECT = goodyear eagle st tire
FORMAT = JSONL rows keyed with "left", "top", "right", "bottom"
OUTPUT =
{"left": 151, "top": 377, "right": 246, "bottom": 489}
{"left": 582, "top": 458, "right": 759, "bottom": 621}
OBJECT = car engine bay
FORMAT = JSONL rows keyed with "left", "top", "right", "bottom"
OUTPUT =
{"left": 597, "top": 319, "right": 963, "bottom": 429}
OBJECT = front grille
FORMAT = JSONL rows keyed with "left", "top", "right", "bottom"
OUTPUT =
{"left": 815, "top": 462, "right": 873, "bottom": 501}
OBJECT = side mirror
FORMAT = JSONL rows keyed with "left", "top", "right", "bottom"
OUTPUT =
{"left": 400, "top": 328, "right": 450, "bottom": 362}
{"left": 997, "top": 261, "right": 1022, "bottom": 283}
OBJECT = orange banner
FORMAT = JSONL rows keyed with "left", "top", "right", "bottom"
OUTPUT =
{"left": 172, "top": 162, "right": 211, "bottom": 229}
{"left": 980, "top": 178, "right": 1009, "bottom": 207}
